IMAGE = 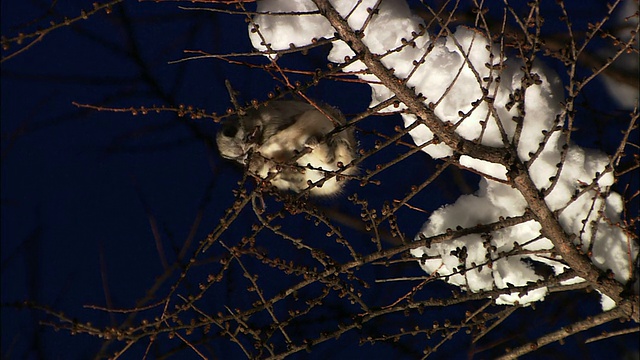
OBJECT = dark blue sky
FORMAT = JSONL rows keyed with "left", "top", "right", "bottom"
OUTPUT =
{"left": 2, "top": 1, "right": 638, "bottom": 359}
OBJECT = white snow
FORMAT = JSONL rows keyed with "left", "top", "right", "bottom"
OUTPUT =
{"left": 247, "top": 0, "right": 638, "bottom": 308}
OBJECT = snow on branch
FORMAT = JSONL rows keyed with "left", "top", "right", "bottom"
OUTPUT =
{"left": 248, "top": 0, "right": 638, "bottom": 318}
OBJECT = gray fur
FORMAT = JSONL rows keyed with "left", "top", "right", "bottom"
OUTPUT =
{"left": 216, "top": 100, "right": 357, "bottom": 196}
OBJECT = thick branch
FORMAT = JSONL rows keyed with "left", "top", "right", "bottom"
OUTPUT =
{"left": 312, "top": 0, "right": 638, "bottom": 322}
{"left": 311, "top": 0, "right": 508, "bottom": 166}
{"left": 510, "top": 161, "right": 639, "bottom": 321}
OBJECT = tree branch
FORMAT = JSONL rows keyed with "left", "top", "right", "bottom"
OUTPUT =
{"left": 311, "top": 0, "right": 638, "bottom": 322}
{"left": 311, "top": 0, "right": 509, "bottom": 166}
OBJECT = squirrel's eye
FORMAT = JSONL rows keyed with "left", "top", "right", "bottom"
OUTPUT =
{"left": 222, "top": 124, "right": 238, "bottom": 137}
